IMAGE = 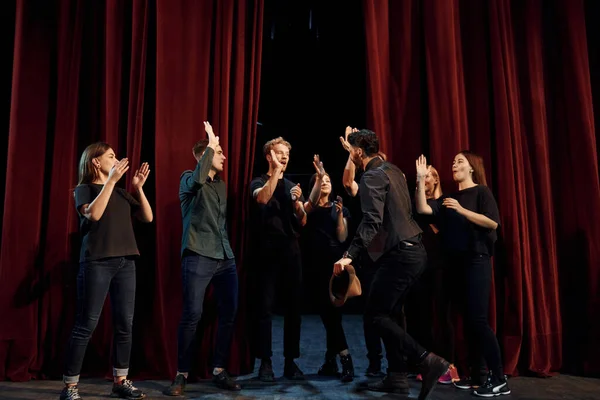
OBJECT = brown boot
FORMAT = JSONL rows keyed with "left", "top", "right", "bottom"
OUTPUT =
{"left": 418, "top": 353, "right": 450, "bottom": 400}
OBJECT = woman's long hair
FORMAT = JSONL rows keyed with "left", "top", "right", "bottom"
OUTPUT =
{"left": 77, "top": 142, "right": 111, "bottom": 186}
{"left": 459, "top": 150, "right": 488, "bottom": 186}
{"left": 428, "top": 165, "right": 443, "bottom": 199}
{"left": 309, "top": 172, "right": 333, "bottom": 202}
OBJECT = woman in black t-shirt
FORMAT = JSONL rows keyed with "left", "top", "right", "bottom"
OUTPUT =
{"left": 415, "top": 152, "right": 510, "bottom": 398}
{"left": 302, "top": 158, "right": 355, "bottom": 383}
{"left": 60, "top": 143, "right": 153, "bottom": 400}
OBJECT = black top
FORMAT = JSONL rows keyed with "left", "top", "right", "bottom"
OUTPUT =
{"left": 180, "top": 147, "right": 234, "bottom": 260}
{"left": 250, "top": 174, "right": 305, "bottom": 244}
{"left": 74, "top": 184, "right": 140, "bottom": 262}
{"left": 304, "top": 204, "right": 350, "bottom": 260}
{"left": 346, "top": 157, "right": 422, "bottom": 261}
{"left": 428, "top": 185, "right": 500, "bottom": 255}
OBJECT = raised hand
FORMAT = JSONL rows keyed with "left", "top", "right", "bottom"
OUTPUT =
{"left": 416, "top": 154, "right": 429, "bottom": 179}
{"left": 204, "top": 121, "right": 219, "bottom": 149}
{"left": 313, "top": 154, "right": 325, "bottom": 178}
{"left": 132, "top": 162, "right": 150, "bottom": 190}
{"left": 108, "top": 158, "right": 129, "bottom": 183}
{"left": 269, "top": 149, "right": 283, "bottom": 171}
{"left": 339, "top": 126, "right": 356, "bottom": 152}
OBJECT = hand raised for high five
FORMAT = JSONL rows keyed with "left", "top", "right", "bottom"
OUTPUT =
{"left": 340, "top": 126, "right": 358, "bottom": 152}
{"left": 313, "top": 154, "right": 325, "bottom": 178}
{"left": 108, "top": 158, "right": 129, "bottom": 184}
{"left": 132, "top": 162, "right": 151, "bottom": 190}
{"left": 204, "top": 121, "right": 219, "bottom": 149}
{"left": 416, "top": 154, "right": 430, "bottom": 179}
{"left": 269, "top": 149, "right": 283, "bottom": 171}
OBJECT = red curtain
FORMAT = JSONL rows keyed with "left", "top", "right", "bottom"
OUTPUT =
{"left": 0, "top": 0, "right": 263, "bottom": 381}
{"left": 363, "top": 0, "right": 600, "bottom": 377}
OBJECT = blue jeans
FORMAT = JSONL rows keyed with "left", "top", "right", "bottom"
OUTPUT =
{"left": 177, "top": 251, "right": 238, "bottom": 371}
{"left": 63, "top": 257, "right": 136, "bottom": 384}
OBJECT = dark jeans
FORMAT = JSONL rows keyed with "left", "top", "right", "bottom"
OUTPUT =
{"left": 449, "top": 252, "right": 502, "bottom": 378}
{"left": 364, "top": 240, "right": 428, "bottom": 373}
{"left": 63, "top": 257, "right": 136, "bottom": 384}
{"left": 256, "top": 239, "right": 302, "bottom": 360}
{"left": 177, "top": 251, "right": 238, "bottom": 372}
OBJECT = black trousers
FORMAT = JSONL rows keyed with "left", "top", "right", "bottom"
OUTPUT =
{"left": 364, "top": 241, "right": 428, "bottom": 373}
{"left": 255, "top": 239, "right": 303, "bottom": 360}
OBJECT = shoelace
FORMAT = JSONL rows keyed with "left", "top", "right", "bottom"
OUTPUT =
{"left": 66, "top": 386, "right": 81, "bottom": 399}
{"left": 119, "top": 379, "right": 138, "bottom": 391}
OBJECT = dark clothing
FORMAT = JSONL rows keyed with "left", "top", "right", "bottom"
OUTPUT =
{"left": 180, "top": 147, "right": 234, "bottom": 259}
{"left": 250, "top": 174, "right": 305, "bottom": 241}
{"left": 250, "top": 173, "right": 305, "bottom": 360}
{"left": 346, "top": 157, "right": 422, "bottom": 261}
{"left": 74, "top": 184, "right": 140, "bottom": 262}
{"left": 64, "top": 257, "right": 136, "bottom": 381}
{"left": 448, "top": 252, "right": 502, "bottom": 377}
{"left": 304, "top": 204, "right": 350, "bottom": 355}
{"left": 177, "top": 251, "right": 238, "bottom": 371}
{"left": 364, "top": 242, "right": 428, "bottom": 372}
{"left": 255, "top": 240, "right": 303, "bottom": 359}
{"left": 428, "top": 185, "right": 500, "bottom": 255}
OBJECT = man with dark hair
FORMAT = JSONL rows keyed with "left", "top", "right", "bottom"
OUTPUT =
{"left": 165, "top": 121, "right": 241, "bottom": 396}
{"left": 250, "top": 136, "right": 307, "bottom": 382}
{"left": 334, "top": 129, "right": 450, "bottom": 399}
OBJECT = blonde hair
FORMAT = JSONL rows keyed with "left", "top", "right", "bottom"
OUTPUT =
{"left": 428, "top": 165, "right": 443, "bottom": 200}
{"left": 263, "top": 137, "right": 292, "bottom": 157}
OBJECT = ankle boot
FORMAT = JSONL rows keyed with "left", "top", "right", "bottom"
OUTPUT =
{"left": 339, "top": 354, "right": 355, "bottom": 383}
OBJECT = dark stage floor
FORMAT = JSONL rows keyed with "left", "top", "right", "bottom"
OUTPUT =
{"left": 1, "top": 315, "right": 598, "bottom": 399}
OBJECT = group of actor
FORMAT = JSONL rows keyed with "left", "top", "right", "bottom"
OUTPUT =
{"left": 58, "top": 122, "right": 511, "bottom": 400}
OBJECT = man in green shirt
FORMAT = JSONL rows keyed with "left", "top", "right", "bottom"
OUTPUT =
{"left": 165, "top": 122, "right": 240, "bottom": 396}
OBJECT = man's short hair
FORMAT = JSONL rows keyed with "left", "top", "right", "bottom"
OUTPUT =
{"left": 347, "top": 129, "right": 379, "bottom": 157}
{"left": 263, "top": 137, "right": 292, "bottom": 157}
{"left": 193, "top": 139, "right": 210, "bottom": 157}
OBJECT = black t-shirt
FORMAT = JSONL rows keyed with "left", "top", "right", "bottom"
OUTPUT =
{"left": 413, "top": 203, "right": 444, "bottom": 268}
{"left": 304, "top": 204, "right": 350, "bottom": 261}
{"left": 74, "top": 184, "right": 141, "bottom": 262}
{"left": 250, "top": 174, "right": 305, "bottom": 243}
{"left": 429, "top": 185, "right": 500, "bottom": 255}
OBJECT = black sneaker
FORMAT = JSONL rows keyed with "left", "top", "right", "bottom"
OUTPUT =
{"left": 59, "top": 385, "right": 82, "bottom": 400}
{"left": 163, "top": 374, "right": 187, "bottom": 396}
{"left": 111, "top": 379, "right": 146, "bottom": 399}
{"left": 213, "top": 370, "right": 241, "bottom": 391}
{"left": 473, "top": 373, "right": 511, "bottom": 397}
{"left": 454, "top": 375, "right": 486, "bottom": 390}
{"left": 283, "top": 360, "right": 305, "bottom": 380}
{"left": 258, "top": 358, "right": 275, "bottom": 382}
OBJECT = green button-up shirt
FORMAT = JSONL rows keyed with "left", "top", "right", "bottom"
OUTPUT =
{"left": 179, "top": 147, "right": 234, "bottom": 260}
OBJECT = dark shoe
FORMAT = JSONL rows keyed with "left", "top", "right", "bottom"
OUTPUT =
{"left": 317, "top": 355, "right": 339, "bottom": 377}
{"left": 258, "top": 358, "right": 275, "bottom": 382}
{"left": 366, "top": 358, "right": 383, "bottom": 377}
{"left": 340, "top": 354, "right": 355, "bottom": 383}
{"left": 60, "top": 386, "right": 82, "bottom": 400}
{"left": 473, "top": 372, "right": 511, "bottom": 397}
{"left": 360, "top": 372, "right": 409, "bottom": 394}
{"left": 454, "top": 377, "right": 478, "bottom": 390}
{"left": 418, "top": 353, "right": 450, "bottom": 400}
{"left": 284, "top": 360, "right": 305, "bottom": 380}
{"left": 163, "top": 374, "right": 186, "bottom": 396}
{"left": 111, "top": 379, "right": 146, "bottom": 399}
{"left": 213, "top": 370, "right": 241, "bottom": 391}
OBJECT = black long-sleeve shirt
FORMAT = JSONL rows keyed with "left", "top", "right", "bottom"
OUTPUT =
{"left": 346, "top": 157, "right": 422, "bottom": 262}
{"left": 179, "top": 147, "right": 234, "bottom": 259}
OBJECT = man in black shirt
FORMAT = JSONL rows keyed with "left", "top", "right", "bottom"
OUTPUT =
{"left": 250, "top": 137, "right": 307, "bottom": 382}
{"left": 334, "top": 129, "right": 450, "bottom": 399}
{"left": 165, "top": 122, "right": 241, "bottom": 396}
